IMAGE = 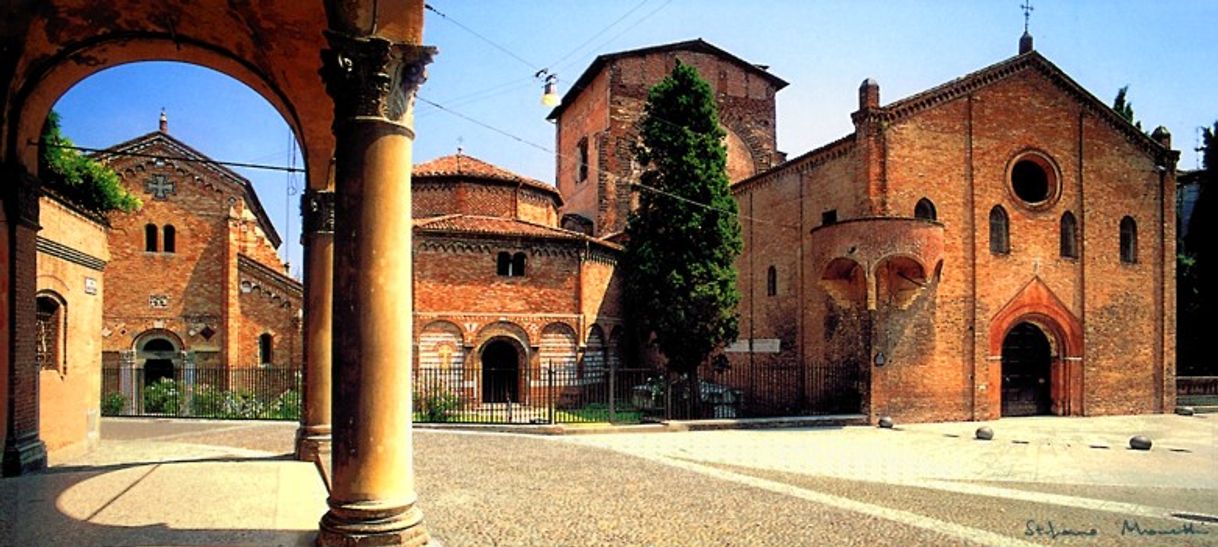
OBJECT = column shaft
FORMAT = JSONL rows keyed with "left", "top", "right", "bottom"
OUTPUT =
{"left": 297, "top": 189, "right": 335, "bottom": 462}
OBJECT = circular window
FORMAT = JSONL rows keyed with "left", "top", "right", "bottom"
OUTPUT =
{"left": 1007, "top": 152, "right": 1059, "bottom": 208}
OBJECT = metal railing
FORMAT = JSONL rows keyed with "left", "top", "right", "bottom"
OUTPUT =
{"left": 101, "top": 366, "right": 301, "bottom": 420}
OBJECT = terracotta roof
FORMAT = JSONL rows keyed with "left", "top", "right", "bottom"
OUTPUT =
{"left": 547, "top": 38, "right": 788, "bottom": 121}
{"left": 414, "top": 214, "right": 622, "bottom": 251}
{"left": 414, "top": 153, "right": 560, "bottom": 201}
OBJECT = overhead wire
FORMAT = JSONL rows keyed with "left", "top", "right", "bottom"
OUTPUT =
{"left": 416, "top": 95, "right": 800, "bottom": 231}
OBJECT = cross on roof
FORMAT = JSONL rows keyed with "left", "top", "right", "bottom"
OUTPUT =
{"left": 146, "top": 174, "right": 176, "bottom": 200}
{"left": 1021, "top": 0, "right": 1034, "bottom": 33}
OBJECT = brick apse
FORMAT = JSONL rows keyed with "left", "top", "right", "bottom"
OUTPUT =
{"left": 545, "top": 36, "right": 1177, "bottom": 422}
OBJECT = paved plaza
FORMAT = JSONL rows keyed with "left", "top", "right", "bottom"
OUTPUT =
{"left": 1, "top": 415, "right": 1215, "bottom": 546}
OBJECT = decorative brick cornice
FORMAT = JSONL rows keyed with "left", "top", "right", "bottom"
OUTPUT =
{"left": 302, "top": 189, "right": 335, "bottom": 234}
{"left": 320, "top": 31, "right": 436, "bottom": 131}
{"left": 35, "top": 236, "right": 106, "bottom": 271}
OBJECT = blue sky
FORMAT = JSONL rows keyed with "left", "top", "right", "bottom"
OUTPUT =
{"left": 54, "top": 1, "right": 1218, "bottom": 277}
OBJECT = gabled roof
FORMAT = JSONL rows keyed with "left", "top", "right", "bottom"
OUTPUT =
{"left": 547, "top": 38, "right": 788, "bottom": 121}
{"left": 95, "top": 130, "right": 282, "bottom": 246}
{"left": 415, "top": 153, "right": 562, "bottom": 205}
{"left": 414, "top": 214, "right": 623, "bottom": 251}
{"left": 878, "top": 50, "right": 1168, "bottom": 157}
{"left": 94, "top": 131, "right": 282, "bottom": 248}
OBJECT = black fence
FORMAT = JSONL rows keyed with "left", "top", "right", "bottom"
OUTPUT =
{"left": 101, "top": 367, "right": 301, "bottom": 420}
{"left": 101, "top": 362, "right": 863, "bottom": 424}
{"left": 413, "top": 366, "right": 665, "bottom": 424}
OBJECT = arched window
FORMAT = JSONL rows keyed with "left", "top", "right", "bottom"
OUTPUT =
{"left": 163, "top": 225, "right": 176, "bottom": 253}
{"left": 989, "top": 206, "right": 1010, "bottom": 255}
{"left": 512, "top": 252, "right": 527, "bottom": 277}
{"left": 577, "top": 137, "right": 589, "bottom": 182}
{"left": 766, "top": 265, "right": 777, "bottom": 296}
{"left": 914, "top": 198, "right": 937, "bottom": 220}
{"left": 144, "top": 223, "right": 158, "bottom": 252}
{"left": 496, "top": 252, "right": 511, "bottom": 276}
{"left": 1060, "top": 211, "right": 1078, "bottom": 258}
{"left": 36, "top": 293, "right": 65, "bottom": 371}
{"left": 259, "top": 333, "right": 273, "bottom": 365}
{"left": 1120, "top": 216, "right": 1137, "bottom": 264}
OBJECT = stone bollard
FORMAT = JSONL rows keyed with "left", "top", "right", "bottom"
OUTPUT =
{"left": 878, "top": 416, "right": 894, "bottom": 429}
{"left": 975, "top": 426, "right": 994, "bottom": 441}
{"left": 1176, "top": 406, "right": 1196, "bottom": 416}
{"left": 1129, "top": 435, "right": 1152, "bottom": 450}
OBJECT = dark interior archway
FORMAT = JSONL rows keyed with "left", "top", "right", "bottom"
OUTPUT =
{"left": 141, "top": 338, "right": 177, "bottom": 387}
{"left": 481, "top": 339, "right": 520, "bottom": 404}
{"left": 1001, "top": 322, "right": 1052, "bottom": 416}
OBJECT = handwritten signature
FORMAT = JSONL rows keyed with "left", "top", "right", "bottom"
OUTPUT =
{"left": 1024, "top": 519, "right": 1210, "bottom": 539}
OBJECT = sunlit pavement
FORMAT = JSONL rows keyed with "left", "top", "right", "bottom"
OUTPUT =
{"left": 1, "top": 415, "right": 1215, "bottom": 546}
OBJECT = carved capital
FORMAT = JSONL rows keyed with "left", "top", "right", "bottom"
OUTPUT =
{"left": 320, "top": 31, "right": 436, "bottom": 129}
{"left": 302, "top": 190, "right": 336, "bottom": 234}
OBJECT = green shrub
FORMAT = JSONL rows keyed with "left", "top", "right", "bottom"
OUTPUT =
{"left": 271, "top": 389, "right": 301, "bottom": 421}
{"left": 142, "top": 378, "right": 181, "bottom": 414}
{"left": 414, "top": 390, "right": 461, "bottom": 422}
{"left": 101, "top": 391, "right": 127, "bottom": 416}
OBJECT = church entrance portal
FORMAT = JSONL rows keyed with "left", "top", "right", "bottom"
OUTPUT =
{"left": 140, "top": 338, "right": 178, "bottom": 388}
{"left": 1001, "top": 322, "right": 1052, "bottom": 416}
{"left": 481, "top": 340, "right": 520, "bottom": 403}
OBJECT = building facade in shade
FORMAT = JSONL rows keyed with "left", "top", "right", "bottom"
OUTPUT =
{"left": 549, "top": 36, "right": 1177, "bottom": 423}
{"left": 411, "top": 153, "right": 624, "bottom": 404}
{"left": 97, "top": 118, "right": 303, "bottom": 381}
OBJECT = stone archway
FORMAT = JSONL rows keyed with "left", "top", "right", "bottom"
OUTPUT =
{"left": 987, "top": 278, "right": 1084, "bottom": 418}
{"left": 480, "top": 338, "right": 523, "bottom": 404}
{"left": 139, "top": 337, "right": 178, "bottom": 388}
{"left": 1000, "top": 322, "right": 1052, "bottom": 416}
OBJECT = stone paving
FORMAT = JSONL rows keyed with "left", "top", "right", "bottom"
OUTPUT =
{"left": 0, "top": 415, "right": 1215, "bottom": 546}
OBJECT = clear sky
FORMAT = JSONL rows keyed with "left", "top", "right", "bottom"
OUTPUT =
{"left": 53, "top": 1, "right": 1218, "bottom": 278}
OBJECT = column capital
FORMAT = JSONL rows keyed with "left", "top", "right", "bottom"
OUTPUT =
{"left": 320, "top": 32, "right": 436, "bottom": 130}
{"left": 302, "top": 189, "right": 336, "bottom": 235}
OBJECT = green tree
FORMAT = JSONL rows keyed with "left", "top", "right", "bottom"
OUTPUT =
{"left": 40, "top": 111, "right": 141, "bottom": 214}
{"left": 1179, "top": 122, "right": 1215, "bottom": 375}
{"left": 624, "top": 61, "right": 742, "bottom": 418}
{"left": 1112, "top": 85, "right": 1143, "bottom": 131}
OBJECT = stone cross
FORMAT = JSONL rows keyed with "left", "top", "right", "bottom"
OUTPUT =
{"left": 145, "top": 174, "right": 175, "bottom": 200}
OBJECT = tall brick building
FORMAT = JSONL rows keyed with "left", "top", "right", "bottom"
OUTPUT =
{"left": 98, "top": 116, "right": 303, "bottom": 380}
{"left": 411, "top": 153, "right": 623, "bottom": 404}
{"left": 547, "top": 36, "right": 1177, "bottom": 422}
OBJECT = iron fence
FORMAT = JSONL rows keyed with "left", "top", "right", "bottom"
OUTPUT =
{"left": 412, "top": 365, "right": 665, "bottom": 424}
{"left": 101, "top": 366, "right": 301, "bottom": 420}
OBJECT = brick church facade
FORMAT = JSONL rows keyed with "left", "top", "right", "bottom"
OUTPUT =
{"left": 535, "top": 35, "right": 1177, "bottom": 422}
{"left": 97, "top": 118, "right": 303, "bottom": 380}
{"left": 411, "top": 153, "right": 624, "bottom": 404}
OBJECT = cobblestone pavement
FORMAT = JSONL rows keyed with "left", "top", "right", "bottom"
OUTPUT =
{"left": 3, "top": 415, "right": 1215, "bottom": 546}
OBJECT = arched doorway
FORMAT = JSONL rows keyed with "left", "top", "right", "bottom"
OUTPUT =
{"left": 481, "top": 339, "right": 521, "bottom": 404}
{"left": 1001, "top": 322, "right": 1052, "bottom": 416}
{"left": 139, "top": 338, "right": 179, "bottom": 388}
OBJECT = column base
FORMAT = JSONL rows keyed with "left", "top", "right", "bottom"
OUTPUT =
{"left": 318, "top": 498, "right": 429, "bottom": 546}
{"left": 296, "top": 425, "right": 332, "bottom": 463}
{"left": 2, "top": 432, "right": 47, "bottom": 477}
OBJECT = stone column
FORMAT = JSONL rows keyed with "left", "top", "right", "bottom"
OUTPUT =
{"left": 296, "top": 187, "right": 335, "bottom": 462}
{"left": 317, "top": 27, "right": 435, "bottom": 546}
{"left": 2, "top": 169, "right": 47, "bottom": 476}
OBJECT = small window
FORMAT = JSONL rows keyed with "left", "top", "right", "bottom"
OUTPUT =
{"left": 144, "top": 223, "right": 158, "bottom": 252}
{"left": 989, "top": 206, "right": 1010, "bottom": 255}
{"left": 914, "top": 198, "right": 937, "bottom": 220}
{"left": 36, "top": 294, "right": 65, "bottom": 371}
{"left": 577, "top": 137, "right": 589, "bottom": 182}
{"left": 497, "top": 252, "right": 511, "bottom": 276}
{"left": 1120, "top": 216, "right": 1137, "bottom": 264}
{"left": 766, "top": 266, "right": 777, "bottom": 296}
{"left": 163, "top": 225, "right": 176, "bottom": 254}
{"left": 1060, "top": 212, "right": 1078, "bottom": 258}
{"left": 512, "top": 252, "right": 527, "bottom": 276}
{"left": 821, "top": 210, "right": 837, "bottom": 226}
{"left": 497, "top": 251, "right": 526, "bottom": 277}
{"left": 259, "top": 333, "right": 273, "bottom": 365}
